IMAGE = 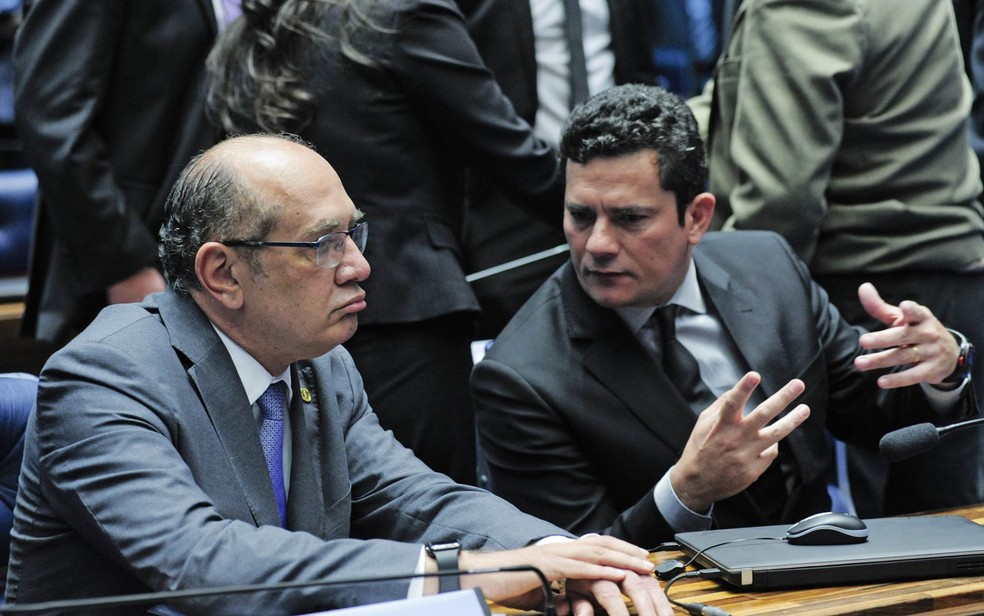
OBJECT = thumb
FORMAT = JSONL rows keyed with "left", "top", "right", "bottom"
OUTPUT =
{"left": 858, "top": 282, "right": 903, "bottom": 327}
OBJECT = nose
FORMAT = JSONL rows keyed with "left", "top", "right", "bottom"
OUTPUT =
{"left": 335, "top": 237, "right": 370, "bottom": 283}
{"left": 584, "top": 219, "right": 619, "bottom": 259}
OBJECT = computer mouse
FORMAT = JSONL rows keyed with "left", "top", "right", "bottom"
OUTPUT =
{"left": 784, "top": 511, "right": 869, "bottom": 545}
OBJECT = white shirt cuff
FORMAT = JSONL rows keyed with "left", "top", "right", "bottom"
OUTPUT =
{"left": 408, "top": 547, "right": 427, "bottom": 599}
{"left": 921, "top": 376, "right": 968, "bottom": 413}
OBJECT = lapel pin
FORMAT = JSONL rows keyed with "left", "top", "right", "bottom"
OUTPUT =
{"left": 300, "top": 387, "right": 312, "bottom": 403}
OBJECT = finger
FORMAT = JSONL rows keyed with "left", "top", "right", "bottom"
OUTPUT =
{"left": 859, "top": 301, "right": 936, "bottom": 353}
{"left": 619, "top": 572, "right": 669, "bottom": 616}
{"left": 553, "top": 592, "right": 572, "bottom": 616}
{"left": 556, "top": 539, "right": 655, "bottom": 574}
{"left": 756, "top": 404, "right": 810, "bottom": 448}
{"left": 714, "top": 372, "right": 762, "bottom": 422}
{"left": 570, "top": 593, "right": 595, "bottom": 616}
{"left": 858, "top": 282, "right": 903, "bottom": 328}
{"left": 855, "top": 344, "right": 921, "bottom": 372}
{"left": 572, "top": 534, "right": 651, "bottom": 560}
{"left": 898, "top": 299, "right": 932, "bottom": 327}
{"left": 584, "top": 579, "right": 631, "bottom": 616}
{"left": 744, "top": 379, "right": 806, "bottom": 429}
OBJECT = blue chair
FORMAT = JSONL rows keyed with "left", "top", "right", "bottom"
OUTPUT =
{"left": 0, "top": 373, "right": 36, "bottom": 575}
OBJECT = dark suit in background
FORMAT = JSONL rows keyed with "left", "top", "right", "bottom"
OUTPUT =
{"left": 5, "top": 290, "right": 563, "bottom": 613}
{"left": 472, "top": 232, "right": 977, "bottom": 548}
{"left": 13, "top": 0, "right": 219, "bottom": 344}
{"left": 458, "top": 0, "right": 657, "bottom": 338}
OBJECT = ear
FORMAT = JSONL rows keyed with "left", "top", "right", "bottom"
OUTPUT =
{"left": 685, "top": 192, "right": 716, "bottom": 245}
{"left": 195, "top": 242, "right": 245, "bottom": 310}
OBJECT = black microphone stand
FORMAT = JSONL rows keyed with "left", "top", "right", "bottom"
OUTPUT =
{"left": 0, "top": 566, "right": 556, "bottom": 616}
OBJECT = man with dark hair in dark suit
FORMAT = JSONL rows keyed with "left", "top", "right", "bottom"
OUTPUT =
{"left": 458, "top": 0, "right": 658, "bottom": 338}
{"left": 471, "top": 84, "right": 978, "bottom": 547}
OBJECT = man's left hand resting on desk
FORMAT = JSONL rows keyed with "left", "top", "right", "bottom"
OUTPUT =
{"left": 427, "top": 535, "right": 672, "bottom": 615}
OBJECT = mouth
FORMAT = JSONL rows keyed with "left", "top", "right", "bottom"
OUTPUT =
{"left": 340, "top": 293, "right": 367, "bottom": 313}
{"left": 584, "top": 268, "right": 628, "bottom": 280}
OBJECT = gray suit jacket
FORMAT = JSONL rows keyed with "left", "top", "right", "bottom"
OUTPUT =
{"left": 6, "top": 290, "right": 563, "bottom": 614}
{"left": 472, "top": 232, "right": 976, "bottom": 548}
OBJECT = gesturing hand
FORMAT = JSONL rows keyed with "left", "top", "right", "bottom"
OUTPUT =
{"left": 671, "top": 373, "right": 810, "bottom": 513}
{"left": 853, "top": 282, "right": 959, "bottom": 388}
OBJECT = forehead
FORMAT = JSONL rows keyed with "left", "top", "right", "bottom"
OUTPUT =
{"left": 242, "top": 142, "right": 359, "bottom": 234}
{"left": 565, "top": 150, "right": 665, "bottom": 206}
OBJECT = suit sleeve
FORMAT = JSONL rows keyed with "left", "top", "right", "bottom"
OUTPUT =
{"left": 13, "top": 0, "right": 159, "bottom": 292}
{"left": 472, "top": 358, "right": 676, "bottom": 548}
{"left": 388, "top": 0, "right": 563, "bottom": 226}
{"left": 713, "top": 0, "right": 863, "bottom": 262}
{"left": 326, "top": 349, "right": 571, "bottom": 552}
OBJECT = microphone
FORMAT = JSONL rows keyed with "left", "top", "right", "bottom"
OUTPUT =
{"left": 0, "top": 566, "right": 556, "bottom": 616}
{"left": 879, "top": 416, "right": 984, "bottom": 462}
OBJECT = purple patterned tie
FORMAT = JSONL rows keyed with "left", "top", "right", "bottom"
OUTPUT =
{"left": 222, "top": 0, "right": 242, "bottom": 26}
{"left": 257, "top": 381, "right": 287, "bottom": 527}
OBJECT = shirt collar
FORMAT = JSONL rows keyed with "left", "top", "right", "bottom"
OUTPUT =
{"left": 211, "top": 324, "right": 292, "bottom": 406}
{"left": 615, "top": 259, "right": 707, "bottom": 334}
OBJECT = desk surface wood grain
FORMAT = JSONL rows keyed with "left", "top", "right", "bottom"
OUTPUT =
{"left": 492, "top": 504, "right": 984, "bottom": 615}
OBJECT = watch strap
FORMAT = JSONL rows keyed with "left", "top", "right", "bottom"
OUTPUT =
{"left": 426, "top": 541, "right": 462, "bottom": 593}
{"left": 943, "top": 329, "right": 976, "bottom": 384}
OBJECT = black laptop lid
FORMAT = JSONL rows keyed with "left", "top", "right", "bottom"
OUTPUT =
{"left": 674, "top": 515, "right": 984, "bottom": 589}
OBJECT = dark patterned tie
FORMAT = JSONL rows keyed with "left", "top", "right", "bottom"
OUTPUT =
{"left": 654, "top": 305, "right": 718, "bottom": 415}
{"left": 257, "top": 381, "right": 287, "bottom": 527}
{"left": 562, "top": 0, "right": 590, "bottom": 108}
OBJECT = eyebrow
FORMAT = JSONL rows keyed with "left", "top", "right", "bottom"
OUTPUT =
{"left": 565, "top": 203, "right": 655, "bottom": 214}
{"left": 305, "top": 209, "right": 366, "bottom": 237}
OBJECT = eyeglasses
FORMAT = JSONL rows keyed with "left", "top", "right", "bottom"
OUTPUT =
{"left": 222, "top": 221, "right": 368, "bottom": 269}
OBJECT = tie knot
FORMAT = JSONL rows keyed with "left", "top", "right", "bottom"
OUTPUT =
{"left": 257, "top": 381, "right": 287, "bottom": 422}
{"left": 654, "top": 304, "right": 678, "bottom": 342}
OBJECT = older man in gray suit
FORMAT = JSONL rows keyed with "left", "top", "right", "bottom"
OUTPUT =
{"left": 4, "top": 134, "right": 671, "bottom": 616}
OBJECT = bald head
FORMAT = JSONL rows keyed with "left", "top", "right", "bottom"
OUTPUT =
{"left": 158, "top": 134, "right": 336, "bottom": 295}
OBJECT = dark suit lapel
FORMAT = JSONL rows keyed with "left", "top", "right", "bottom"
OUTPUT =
{"left": 193, "top": 0, "right": 219, "bottom": 37}
{"left": 158, "top": 290, "right": 283, "bottom": 528}
{"left": 561, "top": 266, "right": 697, "bottom": 454}
{"left": 694, "top": 251, "right": 784, "bottom": 396}
{"left": 694, "top": 249, "right": 813, "bottom": 520}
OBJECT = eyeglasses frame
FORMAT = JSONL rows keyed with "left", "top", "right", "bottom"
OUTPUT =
{"left": 221, "top": 221, "right": 368, "bottom": 269}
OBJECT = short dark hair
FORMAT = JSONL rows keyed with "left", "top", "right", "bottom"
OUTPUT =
{"left": 158, "top": 134, "right": 299, "bottom": 295}
{"left": 560, "top": 84, "right": 707, "bottom": 224}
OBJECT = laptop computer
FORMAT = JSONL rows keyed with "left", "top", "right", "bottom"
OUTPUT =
{"left": 674, "top": 515, "right": 984, "bottom": 590}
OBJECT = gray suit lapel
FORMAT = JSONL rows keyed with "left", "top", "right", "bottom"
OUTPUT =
{"left": 158, "top": 290, "right": 283, "bottom": 528}
{"left": 287, "top": 364, "right": 327, "bottom": 534}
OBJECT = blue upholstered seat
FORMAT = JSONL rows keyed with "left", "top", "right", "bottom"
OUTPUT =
{"left": 0, "top": 168, "right": 35, "bottom": 276}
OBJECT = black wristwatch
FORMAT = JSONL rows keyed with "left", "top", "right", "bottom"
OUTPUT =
{"left": 943, "top": 329, "right": 976, "bottom": 384}
{"left": 426, "top": 541, "right": 462, "bottom": 593}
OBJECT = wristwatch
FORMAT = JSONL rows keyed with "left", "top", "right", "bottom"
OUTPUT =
{"left": 943, "top": 329, "right": 976, "bottom": 385}
{"left": 426, "top": 541, "right": 462, "bottom": 593}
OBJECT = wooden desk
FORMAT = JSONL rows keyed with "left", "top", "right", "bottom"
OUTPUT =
{"left": 493, "top": 504, "right": 984, "bottom": 615}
